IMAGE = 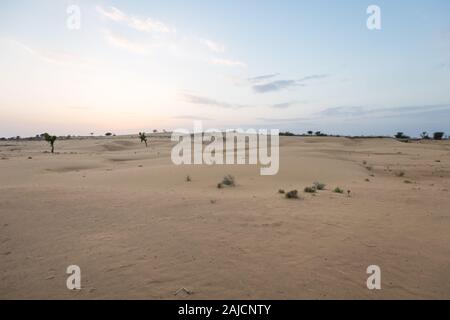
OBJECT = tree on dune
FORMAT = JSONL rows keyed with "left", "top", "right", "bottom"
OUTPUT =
{"left": 139, "top": 132, "right": 148, "bottom": 147}
{"left": 41, "top": 133, "right": 57, "bottom": 153}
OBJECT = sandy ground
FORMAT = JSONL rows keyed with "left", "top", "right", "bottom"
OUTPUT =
{"left": 0, "top": 135, "right": 449, "bottom": 299}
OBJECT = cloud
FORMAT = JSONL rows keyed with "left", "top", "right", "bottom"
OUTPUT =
{"left": 257, "top": 116, "right": 310, "bottom": 123}
{"left": 96, "top": 6, "right": 175, "bottom": 33}
{"left": 298, "top": 74, "right": 329, "bottom": 82}
{"left": 102, "top": 30, "right": 148, "bottom": 55}
{"left": 182, "top": 94, "right": 249, "bottom": 109}
{"left": 270, "top": 101, "right": 298, "bottom": 109}
{"left": 210, "top": 58, "right": 246, "bottom": 67}
{"left": 253, "top": 80, "right": 302, "bottom": 93}
{"left": 96, "top": 5, "right": 244, "bottom": 67}
{"left": 173, "top": 115, "right": 214, "bottom": 121}
{"left": 437, "top": 60, "right": 450, "bottom": 69}
{"left": 12, "top": 41, "right": 87, "bottom": 66}
{"left": 252, "top": 74, "right": 329, "bottom": 93}
{"left": 199, "top": 38, "right": 225, "bottom": 53}
{"left": 259, "top": 104, "right": 450, "bottom": 123}
{"left": 315, "top": 104, "right": 450, "bottom": 120}
{"left": 257, "top": 104, "right": 450, "bottom": 136}
{"left": 248, "top": 73, "right": 280, "bottom": 83}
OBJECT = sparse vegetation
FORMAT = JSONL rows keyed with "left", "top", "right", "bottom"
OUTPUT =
{"left": 304, "top": 186, "right": 316, "bottom": 193}
{"left": 313, "top": 182, "right": 326, "bottom": 190}
{"left": 285, "top": 190, "right": 299, "bottom": 199}
{"left": 433, "top": 132, "right": 444, "bottom": 140}
{"left": 333, "top": 187, "right": 344, "bottom": 194}
{"left": 278, "top": 189, "right": 285, "bottom": 194}
{"left": 395, "top": 132, "right": 410, "bottom": 139}
{"left": 395, "top": 171, "right": 405, "bottom": 177}
{"left": 138, "top": 132, "right": 148, "bottom": 147}
{"left": 280, "top": 131, "right": 295, "bottom": 136}
{"left": 421, "top": 132, "right": 430, "bottom": 139}
{"left": 218, "top": 175, "right": 235, "bottom": 188}
{"left": 41, "top": 133, "right": 57, "bottom": 153}
{"left": 404, "top": 180, "right": 412, "bottom": 184}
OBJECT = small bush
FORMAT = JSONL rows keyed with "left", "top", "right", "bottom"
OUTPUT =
{"left": 278, "top": 189, "right": 285, "bottom": 194}
{"left": 395, "top": 171, "right": 405, "bottom": 177}
{"left": 404, "top": 180, "right": 412, "bottom": 184}
{"left": 313, "top": 182, "right": 326, "bottom": 190}
{"left": 433, "top": 132, "right": 444, "bottom": 140}
{"left": 221, "top": 175, "right": 235, "bottom": 186}
{"left": 304, "top": 186, "right": 316, "bottom": 193}
{"left": 333, "top": 187, "right": 344, "bottom": 194}
{"left": 395, "top": 132, "right": 410, "bottom": 139}
{"left": 285, "top": 190, "right": 299, "bottom": 199}
{"left": 186, "top": 175, "right": 191, "bottom": 182}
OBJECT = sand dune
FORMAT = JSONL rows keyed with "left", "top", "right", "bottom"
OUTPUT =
{"left": 0, "top": 136, "right": 449, "bottom": 299}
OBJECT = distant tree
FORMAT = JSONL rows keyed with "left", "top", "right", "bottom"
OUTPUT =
{"left": 42, "top": 133, "right": 57, "bottom": 153}
{"left": 433, "top": 132, "right": 444, "bottom": 140}
{"left": 307, "top": 131, "right": 313, "bottom": 136}
{"left": 90, "top": 132, "right": 94, "bottom": 136}
{"left": 139, "top": 132, "right": 148, "bottom": 147}
{"left": 105, "top": 132, "right": 112, "bottom": 136}
{"left": 420, "top": 132, "right": 430, "bottom": 139}
{"left": 395, "top": 132, "right": 409, "bottom": 139}
{"left": 315, "top": 131, "right": 321, "bottom": 136}
{"left": 153, "top": 129, "right": 158, "bottom": 133}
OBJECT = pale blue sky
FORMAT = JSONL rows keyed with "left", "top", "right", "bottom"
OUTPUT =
{"left": 0, "top": 0, "right": 449, "bottom": 137}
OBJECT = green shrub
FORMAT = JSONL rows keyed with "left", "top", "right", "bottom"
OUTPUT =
{"left": 433, "top": 132, "right": 444, "bottom": 140}
{"left": 221, "top": 175, "right": 235, "bottom": 186}
{"left": 285, "top": 190, "right": 299, "bottom": 199}
{"left": 304, "top": 186, "right": 316, "bottom": 193}
{"left": 313, "top": 182, "right": 326, "bottom": 190}
{"left": 333, "top": 187, "right": 344, "bottom": 194}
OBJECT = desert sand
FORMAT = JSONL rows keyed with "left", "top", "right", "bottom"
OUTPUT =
{"left": 0, "top": 135, "right": 449, "bottom": 299}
